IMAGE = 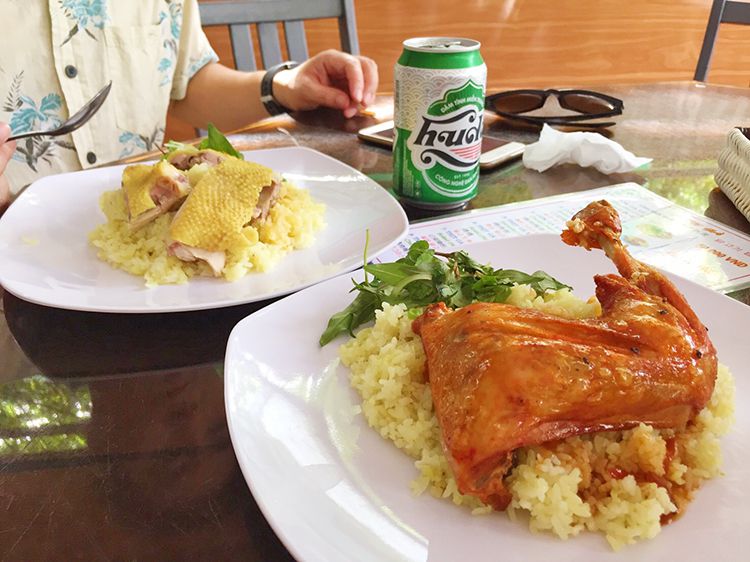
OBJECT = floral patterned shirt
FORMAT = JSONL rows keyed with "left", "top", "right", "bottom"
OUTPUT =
{"left": 0, "top": 0, "right": 218, "bottom": 193}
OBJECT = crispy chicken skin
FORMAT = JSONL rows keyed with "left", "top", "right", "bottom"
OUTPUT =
{"left": 412, "top": 200, "right": 717, "bottom": 510}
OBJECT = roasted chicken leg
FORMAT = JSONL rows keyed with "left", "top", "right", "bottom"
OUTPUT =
{"left": 413, "top": 200, "right": 717, "bottom": 510}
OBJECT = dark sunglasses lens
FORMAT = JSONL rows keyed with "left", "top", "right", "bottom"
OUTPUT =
{"left": 560, "top": 93, "right": 614, "bottom": 114}
{"left": 492, "top": 93, "right": 545, "bottom": 114}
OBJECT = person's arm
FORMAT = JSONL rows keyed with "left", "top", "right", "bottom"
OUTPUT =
{"left": 170, "top": 50, "right": 378, "bottom": 131}
{"left": 0, "top": 123, "right": 16, "bottom": 211}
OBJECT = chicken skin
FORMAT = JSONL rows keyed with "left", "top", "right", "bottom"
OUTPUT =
{"left": 168, "top": 158, "right": 279, "bottom": 276}
{"left": 413, "top": 200, "right": 717, "bottom": 510}
{"left": 121, "top": 160, "right": 190, "bottom": 230}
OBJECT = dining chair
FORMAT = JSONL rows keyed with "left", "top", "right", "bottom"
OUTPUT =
{"left": 694, "top": 0, "right": 750, "bottom": 81}
{"left": 198, "top": 0, "right": 360, "bottom": 71}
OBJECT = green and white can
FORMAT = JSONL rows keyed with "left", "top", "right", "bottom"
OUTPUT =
{"left": 394, "top": 37, "right": 487, "bottom": 210}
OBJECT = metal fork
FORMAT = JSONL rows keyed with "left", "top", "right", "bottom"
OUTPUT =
{"left": 8, "top": 81, "right": 112, "bottom": 141}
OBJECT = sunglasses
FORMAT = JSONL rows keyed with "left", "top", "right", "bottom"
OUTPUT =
{"left": 485, "top": 88, "right": 624, "bottom": 128}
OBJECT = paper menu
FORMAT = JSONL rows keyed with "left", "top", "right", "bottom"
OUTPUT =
{"left": 376, "top": 183, "right": 750, "bottom": 293}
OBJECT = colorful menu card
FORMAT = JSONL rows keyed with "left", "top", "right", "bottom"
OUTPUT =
{"left": 377, "top": 183, "right": 750, "bottom": 293}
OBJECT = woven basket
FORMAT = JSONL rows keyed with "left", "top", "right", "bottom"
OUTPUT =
{"left": 716, "top": 128, "right": 750, "bottom": 222}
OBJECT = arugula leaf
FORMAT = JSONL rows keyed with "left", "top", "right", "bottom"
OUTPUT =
{"left": 319, "top": 241, "right": 572, "bottom": 346}
{"left": 161, "top": 124, "right": 244, "bottom": 161}
{"left": 198, "top": 123, "right": 244, "bottom": 159}
{"left": 493, "top": 269, "right": 571, "bottom": 294}
{"left": 364, "top": 263, "right": 426, "bottom": 286}
{"left": 319, "top": 290, "right": 380, "bottom": 346}
{"left": 402, "top": 240, "right": 432, "bottom": 265}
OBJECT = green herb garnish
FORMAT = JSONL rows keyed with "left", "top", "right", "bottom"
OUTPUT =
{"left": 198, "top": 123, "right": 244, "bottom": 159}
{"left": 163, "top": 123, "right": 244, "bottom": 160}
{"left": 319, "top": 240, "right": 571, "bottom": 346}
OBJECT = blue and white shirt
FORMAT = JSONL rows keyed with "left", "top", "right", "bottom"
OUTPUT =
{"left": 0, "top": 0, "right": 218, "bottom": 192}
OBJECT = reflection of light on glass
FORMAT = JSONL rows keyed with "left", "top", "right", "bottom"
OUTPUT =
{"left": 0, "top": 375, "right": 91, "bottom": 455}
{"left": 0, "top": 433, "right": 87, "bottom": 454}
{"left": 327, "top": 480, "right": 428, "bottom": 562}
{"left": 283, "top": 173, "right": 367, "bottom": 183}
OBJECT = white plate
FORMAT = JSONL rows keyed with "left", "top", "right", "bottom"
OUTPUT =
{"left": 0, "top": 147, "right": 407, "bottom": 313}
{"left": 225, "top": 234, "right": 750, "bottom": 562}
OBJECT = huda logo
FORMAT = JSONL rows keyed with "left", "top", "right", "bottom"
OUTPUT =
{"left": 408, "top": 107, "right": 483, "bottom": 172}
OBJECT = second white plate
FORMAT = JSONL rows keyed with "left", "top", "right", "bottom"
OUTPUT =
{"left": 225, "top": 234, "right": 750, "bottom": 562}
{"left": 0, "top": 147, "right": 408, "bottom": 313}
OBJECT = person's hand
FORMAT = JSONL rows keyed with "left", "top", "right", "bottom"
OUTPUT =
{"left": 272, "top": 50, "right": 378, "bottom": 118}
{"left": 0, "top": 122, "right": 16, "bottom": 210}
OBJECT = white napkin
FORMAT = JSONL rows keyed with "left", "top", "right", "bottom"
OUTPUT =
{"left": 522, "top": 124, "right": 652, "bottom": 174}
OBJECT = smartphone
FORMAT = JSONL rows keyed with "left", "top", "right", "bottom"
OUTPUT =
{"left": 357, "top": 120, "right": 525, "bottom": 171}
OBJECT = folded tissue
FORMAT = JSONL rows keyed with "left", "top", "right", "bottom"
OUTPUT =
{"left": 522, "top": 124, "right": 652, "bottom": 174}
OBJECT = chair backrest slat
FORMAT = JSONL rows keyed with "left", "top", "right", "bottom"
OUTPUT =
{"left": 338, "top": 0, "right": 360, "bottom": 54}
{"left": 723, "top": 0, "right": 750, "bottom": 24}
{"left": 257, "top": 22, "right": 284, "bottom": 69}
{"left": 199, "top": 0, "right": 360, "bottom": 71}
{"left": 200, "top": 0, "right": 344, "bottom": 25}
{"left": 229, "top": 24, "right": 257, "bottom": 72}
{"left": 694, "top": 0, "right": 750, "bottom": 81}
{"left": 284, "top": 21, "right": 309, "bottom": 62}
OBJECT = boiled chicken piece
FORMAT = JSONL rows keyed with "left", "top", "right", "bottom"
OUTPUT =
{"left": 168, "top": 158, "right": 280, "bottom": 276}
{"left": 121, "top": 160, "right": 190, "bottom": 230}
{"left": 413, "top": 200, "right": 717, "bottom": 510}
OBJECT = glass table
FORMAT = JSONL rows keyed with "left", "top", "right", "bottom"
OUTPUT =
{"left": 1, "top": 81, "right": 748, "bottom": 560}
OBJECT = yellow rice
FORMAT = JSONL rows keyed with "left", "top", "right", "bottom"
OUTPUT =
{"left": 89, "top": 180, "right": 325, "bottom": 286}
{"left": 339, "top": 286, "right": 735, "bottom": 550}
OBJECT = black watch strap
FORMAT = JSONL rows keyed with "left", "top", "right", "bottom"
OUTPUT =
{"left": 261, "top": 61, "right": 299, "bottom": 116}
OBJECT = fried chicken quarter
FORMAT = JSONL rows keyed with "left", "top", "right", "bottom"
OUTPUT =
{"left": 412, "top": 200, "right": 717, "bottom": 510}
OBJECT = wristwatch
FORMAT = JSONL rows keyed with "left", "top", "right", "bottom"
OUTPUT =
{"left": 260, "top": 61, "right": 299, "bottom": 116}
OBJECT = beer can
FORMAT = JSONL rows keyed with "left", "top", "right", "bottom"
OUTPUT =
{"left": 394, "top": 37, "right": 487, "bottom": 210}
